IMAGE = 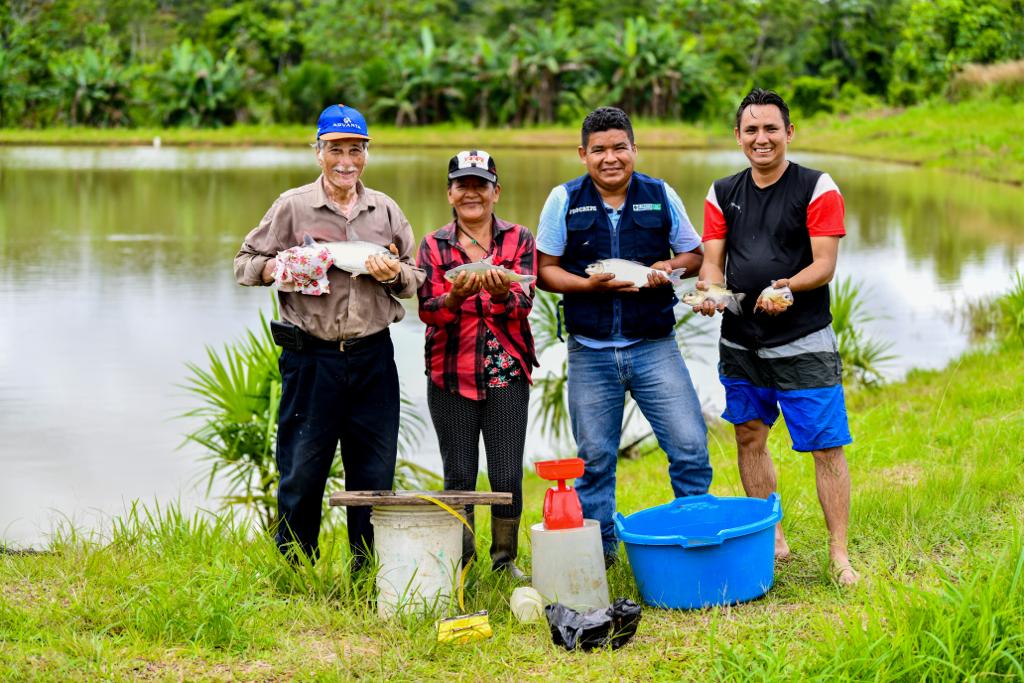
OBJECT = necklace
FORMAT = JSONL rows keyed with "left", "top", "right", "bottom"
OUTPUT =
{"left": 457, "top": 221, "right": 490, "bottom": 251}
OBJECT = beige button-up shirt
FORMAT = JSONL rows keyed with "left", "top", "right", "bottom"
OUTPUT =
{"left": 235, "top": 176, "right": 425, "bottom": 341}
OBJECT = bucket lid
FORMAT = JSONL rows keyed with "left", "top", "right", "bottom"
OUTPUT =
{"left": 613, "top": 493, "right": 782, "bottom": 548}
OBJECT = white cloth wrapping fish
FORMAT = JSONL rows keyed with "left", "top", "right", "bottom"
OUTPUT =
{"left": 273, "top": 234, "right": 398, "bottom": 296}
{"left": 273, "top": 242, "right": 334, "bottom": 296}
{"left": 584, "top": 259, "right": 686, "bottom": 288}
{"left": 444, "top": 255, "right": 537, "bottom": 285}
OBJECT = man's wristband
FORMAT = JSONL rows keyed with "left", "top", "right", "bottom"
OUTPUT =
{"left": 381, "top": 273, "right": 400, "bottom": 286}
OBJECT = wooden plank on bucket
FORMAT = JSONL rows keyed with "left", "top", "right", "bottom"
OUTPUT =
{"left": 328, "top": 490, "right": 513, "bottom": 507}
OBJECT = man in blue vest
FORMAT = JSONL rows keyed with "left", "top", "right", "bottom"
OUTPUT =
{"left": 536, "top": 107, "right": 712, "bottom": 564}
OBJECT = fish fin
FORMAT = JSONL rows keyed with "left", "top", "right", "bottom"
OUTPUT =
{"left": 481, "top": 255, "right": 495, "bottom": 265}
{"left": 518, "top": 275, "right": 537, "bottom": 285}
{"left": 735, "top": 292, "right": 746, "bottom": 302}
{"left": 302, "top": 233, "right": 316, "bottom": 248}
{"left": 725, "top": 297, "right": 744, "bottom": 315}
{"left": 668, "top": 267, "right": 687, "bottom": 285}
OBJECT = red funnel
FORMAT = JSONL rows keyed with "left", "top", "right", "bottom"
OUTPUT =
{"left": 535, "top": 458, "right": 584, "bottom": 530}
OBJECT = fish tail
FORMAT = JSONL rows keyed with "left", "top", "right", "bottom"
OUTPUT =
{"left": 302, "top": 233, "right": 316, "bottom": 248}
{"left": 668, "top": 267, "right": 687, "bottom": 285}
{"left": 518, "top": 274, "right": 537, "bottom": 285}
{"left": 725, "top": 296, "right": 744, "bottom": 315}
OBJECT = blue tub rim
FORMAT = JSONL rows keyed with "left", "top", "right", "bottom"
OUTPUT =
{"left": 614, "top": 493, "right": 782, "bottom": 549}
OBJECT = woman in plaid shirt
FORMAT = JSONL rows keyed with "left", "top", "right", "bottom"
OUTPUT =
{"left": 417, "top": 151, "right": 537, "bottom": 579}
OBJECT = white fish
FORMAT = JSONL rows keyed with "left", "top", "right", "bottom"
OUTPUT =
{"left": 681, "top": 284, "right": 746, "bottom": 315}
{"left": 302, "top": 234, "right": 397, "bottom": 277}
{"left": 584, "top": 259, "right": 686, "bottom": 288}
{"left": 754, "top": 283, "right": 795, "bottom": 313}
{"left": 444, "top": 255, "right": 537, "bottom": 285}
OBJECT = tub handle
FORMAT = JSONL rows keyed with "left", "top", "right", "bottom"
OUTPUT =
{"left": 678, "top": 536, "right": 725, "bottom": 548}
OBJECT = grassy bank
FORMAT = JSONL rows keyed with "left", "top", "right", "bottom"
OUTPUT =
{"left": 2, "top": 100, "right": 1022, "bottom": 184}
{"left": 2, "top": 343, "right": 1022, "bottom": 681}
{"left": 799, "top": 99, "right": 1024, "bottom": 185}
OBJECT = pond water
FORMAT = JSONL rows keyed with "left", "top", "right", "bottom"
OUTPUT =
{"left": 2, "top": 145, "right": 1022, "bottom": 548}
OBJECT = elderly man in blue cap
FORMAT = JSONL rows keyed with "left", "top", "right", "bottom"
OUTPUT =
{"left": 235, "top": 104, "right": 424, "bottom": 568}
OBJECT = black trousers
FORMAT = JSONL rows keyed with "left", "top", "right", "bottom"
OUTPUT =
{"left": 275, "top": 333, "right": 399, "bottom": 564}
{"left": 426, "top": 378, "right": 529, "bottom": 519}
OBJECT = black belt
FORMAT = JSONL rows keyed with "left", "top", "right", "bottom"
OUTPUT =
{"left": 298, "top": 327, "right": 389, "bottom": 352}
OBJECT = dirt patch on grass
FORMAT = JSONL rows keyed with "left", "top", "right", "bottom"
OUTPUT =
{"left": 879, "top": 463, "right": 924, "bottom": 487}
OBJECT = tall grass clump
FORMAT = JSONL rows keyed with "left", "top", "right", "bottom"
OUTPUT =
{"left": 961, "top": 271, "right": 1024, "bottom": 348}
{"left": 814, "top": 535, "right": 1024, "bottom": 680}
{"left": 831, "top": 276, "right": 895, "bottom": 387}
{"left": 949, "top": 60, "right": 1024, "bottom": 102}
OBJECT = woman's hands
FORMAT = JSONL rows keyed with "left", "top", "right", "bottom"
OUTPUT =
{"left": 444, "top": 268, "right": 512, "bottom": 310}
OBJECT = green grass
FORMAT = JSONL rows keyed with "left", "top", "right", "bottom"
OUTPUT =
{"left": 3, "top": 100, "right": 1023, "bottom": 185}
{"left": 2, "top": 344, "right": 1022, "bottom": 680}
{"left": 799, "top": 99, "right": 1024, "bottom": 185}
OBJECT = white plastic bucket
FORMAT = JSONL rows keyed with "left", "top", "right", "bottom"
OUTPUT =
{"left": 530, "top": 519, "right": 610, "bottom": 611}
{"left": 371, "top": 505, "right": 464, "bottom": 618}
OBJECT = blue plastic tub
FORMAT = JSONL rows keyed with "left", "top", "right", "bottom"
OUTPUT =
{"left": 614, "top": 493, "right": 782, "bottom": 609}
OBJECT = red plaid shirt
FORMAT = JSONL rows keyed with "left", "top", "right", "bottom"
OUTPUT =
{"left": 417, "top": 217, "right": 537, "bottom": 400}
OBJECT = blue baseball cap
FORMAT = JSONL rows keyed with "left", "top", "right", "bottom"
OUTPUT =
{"left": 316, "top": 104, "right": 371, "bottom": 141}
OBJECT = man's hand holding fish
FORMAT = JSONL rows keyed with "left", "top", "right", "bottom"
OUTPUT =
{"left": 754, "top": 279, "right": 795, "bottom": 315}
{"left": 586, "top": 271, "right": 640, "bottom": 293}
{"left": 366, "top": 243, "right": 402, "bottom": 283}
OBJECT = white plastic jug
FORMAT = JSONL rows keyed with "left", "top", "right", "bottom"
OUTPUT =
{"left": 530, "top": 519, "right": 610, "bottom": 611}
{"left": 371, "top": 505, "right": 463, "bottom": 618}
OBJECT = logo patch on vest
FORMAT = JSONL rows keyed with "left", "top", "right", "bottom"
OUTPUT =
{"left": 632, "top": 203, "right": 662, "bottom": 212}
{"left": 568, "top": 205, "right": 599, "bottom": 216}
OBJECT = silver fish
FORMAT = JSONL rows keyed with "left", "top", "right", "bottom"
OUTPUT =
{"left": 302, "top": 234, "right": 397, "bottom": 277}
{"left": 444, "top": 255, "right": 537, "bottom": 285}
{"left": 681, "top": 284, "right": 746, "bottom": 315}
{"left": 584, "top": 259, "right": 686, "bottom": 288}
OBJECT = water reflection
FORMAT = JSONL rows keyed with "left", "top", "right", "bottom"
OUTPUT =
{"left": 1, "top": 145, "right": 1022, "bottom": 548}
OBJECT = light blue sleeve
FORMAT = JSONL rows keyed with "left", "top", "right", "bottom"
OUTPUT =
{"left": 665, "top": 182, "right": 701, "bottom": 254}
{"left": 536, "top": 185, "right": 569, "bottom": 256}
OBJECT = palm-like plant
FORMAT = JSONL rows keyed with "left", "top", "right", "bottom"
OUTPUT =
{"left": 831, "top": 276, "right": 896, "bottom": 387}
{"left": 181, "top": 301, "right": 437, "bottom": 529}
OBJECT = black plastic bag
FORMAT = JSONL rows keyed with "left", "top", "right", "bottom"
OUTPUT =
{"left": 545, "top": 598, "right": 642, "bottom": 651}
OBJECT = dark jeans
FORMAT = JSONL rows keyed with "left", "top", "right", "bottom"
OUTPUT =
{"left": 274, "top": 332, "right": 399, "bottom": 566}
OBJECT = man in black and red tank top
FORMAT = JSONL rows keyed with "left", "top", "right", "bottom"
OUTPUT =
{"left": 695, "top": 89, "right": 858, "bottom": 586}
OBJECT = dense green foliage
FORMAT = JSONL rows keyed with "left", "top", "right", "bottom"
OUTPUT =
{"left": 2, "top": 0, "right": 1022, "bottom": 129}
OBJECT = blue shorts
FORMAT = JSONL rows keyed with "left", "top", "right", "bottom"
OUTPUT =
{"left": 718, "top": 327, "right": 852, "bottom": 453}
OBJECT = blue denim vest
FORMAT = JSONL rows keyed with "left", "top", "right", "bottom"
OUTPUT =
{"left": 560, "top": 172, "right": 676, "bottom": 339}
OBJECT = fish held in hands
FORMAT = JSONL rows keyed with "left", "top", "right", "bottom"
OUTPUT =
{"left": 681, "top": 284, "right": 746, "bottom": 315}
{"left": 303, "top": 233, "right": 397, "bottom": 277}
{"left": 754, "top": 283, "right": 795, "bottom": 313}
{"left": 584, "top": 259, "right": 686, "bottom": 288}
{"left": 444, "top": 255, "right": 537, "bottom": 284}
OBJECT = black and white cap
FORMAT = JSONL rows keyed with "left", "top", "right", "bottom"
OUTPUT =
{"left": 447, "top": 150, "right": 497, "bottom": 183}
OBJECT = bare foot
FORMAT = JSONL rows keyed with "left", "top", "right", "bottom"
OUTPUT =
{"left": 831, "top": 561, "right": 860, "bottom": 586}
{"left": 774, "top": 526, "right": 791, "bottom": 561}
